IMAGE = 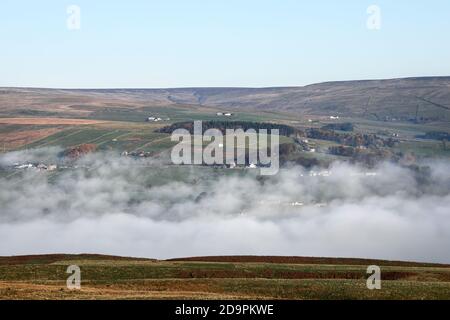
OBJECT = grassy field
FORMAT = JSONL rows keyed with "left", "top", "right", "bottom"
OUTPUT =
{"left": 0, "top": 102, "right": 301, "bottom": 155}
{"left": 1, "top": 123, "right": 174, "bottom": 154}
{"left": 87, "top": 106, "right": 296, "bottom": 123}
{"left": 0, "top": 254, "right": 449, "bottom": 300}
{"left": 394, "top": 140, "right": 450, "bottom": 157}
{"left": 1, "top": 102, "right": 448, "bottom": 160}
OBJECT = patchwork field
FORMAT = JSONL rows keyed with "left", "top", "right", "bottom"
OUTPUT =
{"left": 0, "top": 254, "right": 449, "bottom": 300}
{"left": 0, "top": 102, "right": 299, "bottom": 154}
{"left": 0, "top": 118, "right": 107, "bottom": 125}
{"left": 0, "top": 85, "right": 449, "bottom": 164}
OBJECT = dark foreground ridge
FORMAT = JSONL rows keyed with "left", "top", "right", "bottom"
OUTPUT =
{"left": 0, "top": 254, "right": 154, "bottom": 265}
{"left": 167, "top": 255, "right": 450, "bottom": 268}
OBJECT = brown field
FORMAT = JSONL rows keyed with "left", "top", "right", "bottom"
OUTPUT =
{"left": 0, "top": 254, "right": 154, "bottom": 266}
{"left": 169, "top": 256, "right": 450, "bottom": 268}
{"left": 0, "top": 281, "right": 247, "bottom": 300}
{"left": 0, "top": 118, "right": 107, "bottom": 125}
{"left": 0, "top": 127, "right": 63, "bottom": 149}
{"left": 1, "top": 254, "right": 450, "bottom": 300}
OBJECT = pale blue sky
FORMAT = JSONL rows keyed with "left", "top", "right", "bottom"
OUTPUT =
{"left": 1, "top": 0, "right": 450, "bottom": 88}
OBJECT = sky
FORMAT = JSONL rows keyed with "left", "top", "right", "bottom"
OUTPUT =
{"left": 1, "top": 0, "right": 450, "bottom": 88}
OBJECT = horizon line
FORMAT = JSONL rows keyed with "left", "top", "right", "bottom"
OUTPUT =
{"left": 1, "top": 75, "right": 450, "bottom": 91}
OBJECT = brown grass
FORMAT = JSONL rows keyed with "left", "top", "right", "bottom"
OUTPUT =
{"left": 0, "top": 254, "right": 154, "bottom": 266}
{"left": 175, "top": 269, "right": 425, "bottom": 280}
{"left": 1, "top": 255, "right": 450, "bottom": 300}
{"left": 0, "top": 281, "right": 246, "bottom": 300}
{"left": 0, "top": 127, "right": 63, "bottom": 149}
{"left": 0, "top": 118, "right": 107, "bottom": 125}
{"left": 168, "top": 256, "right": 450, "bottom": 268}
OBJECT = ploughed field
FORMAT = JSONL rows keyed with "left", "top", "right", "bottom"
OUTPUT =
{"left": 0, "top": 254, "right": 449, "bottom": 300}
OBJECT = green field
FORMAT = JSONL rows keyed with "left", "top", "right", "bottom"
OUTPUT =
{"left": 1, "top": 102, "right": 449, "bottom": 164}
{"left": 85, "top": 106, "right": 298, "bottom": 123}
{"left": 13, "top": 126, "right": 174, "bottom": 154}
{"left": 394, "top": 140, "right": 450, "bottom": 157}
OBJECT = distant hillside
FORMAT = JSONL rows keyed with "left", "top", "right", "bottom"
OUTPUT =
{"left": 1, "top": 76, "right": 450, "bottom": 121}
{"left": 168, "top": 255, "right": 450, "bottom": 268}
{"left": 1, "top": 254, "right": 448, "bottom": 268}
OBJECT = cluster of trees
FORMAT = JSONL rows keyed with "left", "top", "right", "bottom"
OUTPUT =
{"left": 353, "top": 149, "right": 399, "bottom": 167}
{"left": 417, "top": 131, "right": 450, "bottom": 141}
{"left": 321, "top": 122, "right": 354, "bottom": 132}
{"left": 306, "top": 128, "right": 396, "bottom": 148}
{"left": 328, "top": 145, "right": 357, "bottom": 157}
{"left": 60, "top": 144, "right": 97, "bottom": 160}
{"left": 329, "top": 145, "right": 398, "bottom": 166}
{"left": 158, "top": 121, "right": 405, "bottom": 168}
{"left": 158, "top": 121, "right": 301, "bottom": 137}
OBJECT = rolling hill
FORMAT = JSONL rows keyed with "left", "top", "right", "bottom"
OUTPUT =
{"left": 1, "top": 76, "right": 450, "bottom": 122}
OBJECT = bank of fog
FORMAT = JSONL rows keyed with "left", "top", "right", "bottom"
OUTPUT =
{"left": 0, "top": 148, "right": 449, "bottom": 262}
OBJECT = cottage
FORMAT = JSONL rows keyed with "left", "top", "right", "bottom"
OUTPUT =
{"left": 291, "top": 202, "right": 304, "bottom": 207}
{"left": 146, "top": 116, "right": 163, "bottom": 122}
{"left": 216, "top": 112, "right": 233, "bottom": 117}
{"left": 37, "top": 163, "right": 47, "bottom": 170}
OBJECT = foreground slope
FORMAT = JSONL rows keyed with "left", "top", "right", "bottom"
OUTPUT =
{"left": 1, "top": 254, "right": 449, "bottom": 300}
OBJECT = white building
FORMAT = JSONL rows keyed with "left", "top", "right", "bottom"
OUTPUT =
{"left": 291, "top": 202, "right": 304, "bottom": 207}
{"left": 147, "top": 116, "right": 163, "bottom": 122}
{"left": 216, "top": 112, "right": 233, "bottom": 117}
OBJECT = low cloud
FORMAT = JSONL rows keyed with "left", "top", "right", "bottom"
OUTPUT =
{"left": 0, "top": 149, "right": 449, "bottom": 263}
